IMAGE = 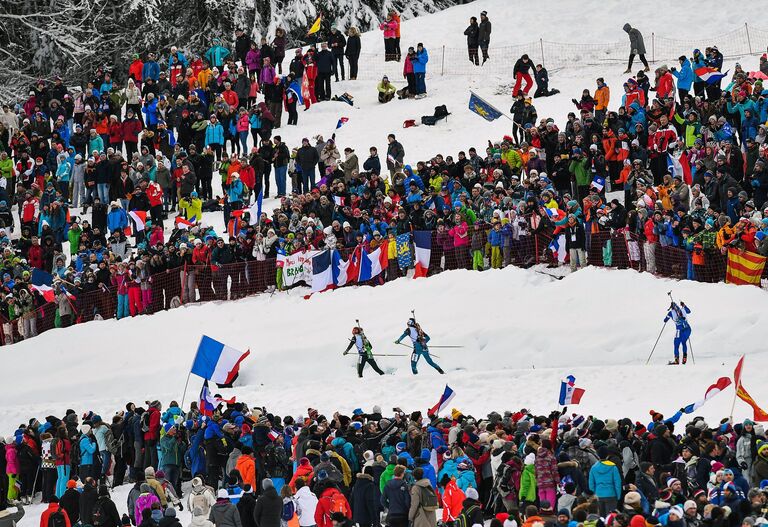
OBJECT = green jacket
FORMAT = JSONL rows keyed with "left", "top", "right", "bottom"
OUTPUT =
{"left": 380, "top": 463, "right": 396, "bottom": 492}
{"left": 458, "top": 205, "right": 477, "bottom": 226}
{"left": 569, "top": 158, "right": 590, "bottom": 186}
{"left": 673, "top": 114, "right": 702, "bottom": 147}
{"left": 501, "top": 149, "right": 522, "bottom": 170}
{"left": 691, "top": 229, "right": 717, "bottom": 250}
{"left": 68, "top": 226, "right": 82, "bottom": 255}
{"left": 0, "top": 158, "right": 13, "bottom": 180}
{"left": 519, "top": 464, "right": 537, "bottom": 502}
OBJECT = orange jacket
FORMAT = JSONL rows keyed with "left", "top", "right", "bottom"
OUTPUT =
{"left": 129, "top": 60, "right": 144, "bottom": 82}
{"left": 602, "top": 132, "right": 618, "bottom": 161}
{"left": 236, "top": 454, "right": 257, "bottom": 491}
{"left": 290, "top": 462, "right": 314, "bottom": 490}
{"left": 441, "top": 479, "right": 465, "bottom": 523}
{"left": 595, "top": 85, "right": 610, "bottom": 111}
{"left": 392, "top": 13, "right": 401, "bottom": 38}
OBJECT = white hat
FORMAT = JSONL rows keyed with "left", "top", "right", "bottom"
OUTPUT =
{"left": 217, "top": 489, "right": 229, "bottom": 500}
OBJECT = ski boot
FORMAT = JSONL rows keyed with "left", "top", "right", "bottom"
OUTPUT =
{"left": 668, "top": 357, "right": 679, "bottom": 365}
{"left": 682, "top": 356, "right": 687, "bottom": 365}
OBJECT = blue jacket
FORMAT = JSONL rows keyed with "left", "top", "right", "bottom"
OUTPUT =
{"left": 588, "top": 460, "right": 621, "bottom": 498}
{"left": 437, "top": 459, "right": 458, "bottom": 483}
{"left": 142, "top": 99, "right": 158, "bottom": 126}
{"left": 187, "top": 428, "right": 206, "bottom": 476}
{"left": 727, "top": 98, "right": 758, "bottom": 122}
{"left": 488, "top": 228, "right": 503, "bottom": 247}
{"left": 456, "top": 469, "right": 476, "bottom": 491}
{"left": 413, "top": 49, "right": 429, "bottom": 74}
{"left": 80, "top": 435, "right": 97, "bottom": 465}
{"left": 205, "top": 123, "right": 224, "bottom": 146}
{"left": 228, "top": 179, "right": 244, "bottom": 203}
{"left": 417, "top": 449, "right": 437, "bottom": 488}
{"left": 142, "top": 61, "right": 160, "bottom": 82}
{"left": 107, "top": 208, "right": 128, "bottom": 233}
{"left": 672, "top": 59, "right": 694, "bottom": 91}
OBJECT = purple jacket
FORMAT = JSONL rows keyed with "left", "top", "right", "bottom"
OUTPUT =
{"left": 260, "top": 65, "right": 276, "bottom": 85}
{"left": 246, "top": 49, "right": 261, "bottom": 72}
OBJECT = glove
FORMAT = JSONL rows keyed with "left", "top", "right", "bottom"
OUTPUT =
{"left": 394, "top": 340, "right": 400, "bottom": 344}
{"left": 178, "top": 504, "right": 183, "bottom": 512}
{"left": 571, "top": 98, "right": 578, "bottom": 105}
{"left": 740, "top": 462, "right": 748, "bottom": 470}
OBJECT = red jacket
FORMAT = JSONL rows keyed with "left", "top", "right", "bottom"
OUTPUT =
{"left": 28, "top": 244, "right": 43, "bottom": 269}
{"left": 657, "top": 72, "right": 674, "bottom": 99}
{"left": 315, "top": 487, "right": 351, "bottom": 527}
{"left": 644, "top": 218, "right": 658, "bottom": 243}
{"left": 143, "top": 407, "right": 161, "bottom": 441}
{"left": 239, "top": 165, "right": 255, "bottom": 190}
{"left": 222, "top": 89, "right": 239, "bottom": 108}
{"left": 146, "top": 182, "right": 163, "bottom": 207}
{"left": 121, "top": 118, "right": 143, "bottom": 143}
{"left": 109, "top": 122, "right": 123, "bottom": 144}
{"left": 128, "top": 60, "right": 144, "bottom": 82}
{"left": 40, "top": 503, "right": 72, "bottom": 527}
{"left": 54, "top": 438, "right": 71, "bottom": 466}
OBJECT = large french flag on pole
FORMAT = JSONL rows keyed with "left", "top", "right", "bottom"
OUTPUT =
{"left": 129, "top": 210, "right": 147, "bottom": 232}
{"left": 360, "top": 241, "right": 389, "bottom": 281}
{"left": 191, "top": 335, "right": 250, "bottom": 385}
{"left": 413, "top": 231, "right": 432, "bottom": 278}
{"left": 558, "top": 375, "right": 585, "bottom": 405}
{"left": 427, "top": 385, "right": 456, "bottom": 417}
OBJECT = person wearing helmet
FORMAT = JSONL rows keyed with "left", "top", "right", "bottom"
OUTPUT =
{"left": 395, "top": 317, "right": 443, "bottom": 375}
{"left": 343, "top": 325, "right": 385, "bottom": 378}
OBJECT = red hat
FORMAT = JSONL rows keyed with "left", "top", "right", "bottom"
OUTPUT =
{"left": 66, "top": 479, "right": 78, "bottom": 489}
{"left": 35, "top": 156, "right": 43, "bottom": 163}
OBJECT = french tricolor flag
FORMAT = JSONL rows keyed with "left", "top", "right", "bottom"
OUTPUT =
{"left": 333, "top": 251, "right": 352, "bottom": 287}
{"left": 333, "top": 196, "right": 345, "bottom": 207}
{"left": 545, "top": 208, "right": 566, "bottom": 222}
{"left": 558, "top": 375, "right": 585, "bottom": 405}
{"left": 267, "top": 430, "right": 280, "bottom": 441}
{"left": 413, "top": 231, "right": 431, "bottom": 278}
{"left": 199, "top": 380, "right": 237, "bottom": 417}
{"left": 191, "top": 335, "right": 251, "bottom": 385}
{"left": 311, "top": 250, "right": 335, "bottom": 293}
{"left": 428, "top": 385, "right": 456, "bottom": 417}
{"left": 359, "top": 240, "right": 389, "bottom": 282}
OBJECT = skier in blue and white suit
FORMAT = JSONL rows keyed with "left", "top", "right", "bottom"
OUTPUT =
{"left": 664, "top": 301, "right": 691, "bottom": 364}
{"left": 395, "top": 318, "right": 444, "bottom": 375}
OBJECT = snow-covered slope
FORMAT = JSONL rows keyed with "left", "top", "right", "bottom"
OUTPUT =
{"left": 2, "top": 265, "right": 766, "bottom": 433}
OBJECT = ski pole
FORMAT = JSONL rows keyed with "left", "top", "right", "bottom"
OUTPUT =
{"left": 646, "top": 321, "right": 668, "bottom": 365}
{"left": 427, "top": 345, "right": 464, "bottom": 349}
{"left": 688, "top": 337, "right": 695, "bottom": 365}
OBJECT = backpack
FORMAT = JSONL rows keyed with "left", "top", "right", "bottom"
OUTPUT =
{"left": 455, "top": 504, "right": 479, "bottom": 527}
{"left": 434, "top": 105, "right": 450, "bottom": 119}
{"left": 419, "top": 485, "right": 439, "bottom": 512}
{"left": 91, "top": 499, "right": 106, "bottom": 527}
{"left": 328, "top": 492, "right": 349, "bottom": 517}
{"left": 47, "top": 508, "right": 67, "bottom": 527}
{"left": 141, "top": 411, "right": 151, "bottom": 433}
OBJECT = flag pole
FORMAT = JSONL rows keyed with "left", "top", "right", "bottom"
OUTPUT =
{"left": 729, "top": 356, "right": 743, "bottom": 422}
{"left": 181, "top": 336, "right": 205, "bottom": 411}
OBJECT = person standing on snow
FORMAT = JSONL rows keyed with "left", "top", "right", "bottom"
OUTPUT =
{"left": 395, "top": 318, "right": 444, "bottom": 375}
{"left": 512, "top": 55, "right": 533, "bottom": 97}
{"left": 664, "top": 300, "right": 691, "bottom": 365}
{"left": 464, "top": 17, "right": 480, "bottom": 66}
{"left": 344, "top": 326, "right": 386, "bottom": 378}
{"left": 478, "top": 11, "right": 492, "bottom": 64}
{"left": 622, "top": 23, "right": 649, "bottom": 73}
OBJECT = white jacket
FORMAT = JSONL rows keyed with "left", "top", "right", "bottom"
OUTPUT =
{"left": 294, "top": 486, "right": 319, "bottom": 527}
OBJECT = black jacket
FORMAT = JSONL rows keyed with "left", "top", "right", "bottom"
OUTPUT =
{"left": 315, "top": 50, "right": 334, "bottom": 74}
{"left": 464, "top": 24, "right": 479, "bottom": 47}
{"left": 345, "top": 36, "right": 361, "bottom": 60}
{"left": 513, "top": 57, "right": 532, "bottom": 76}
{"left": 564, "top": 222, "right": 586, "bottom": 250}
{"left": 79, "top": 485, "right": 99, "bottom": 526}
{"left": 296, "top": 145, "right": 320, "bottom": 172}
{"left": 351, "top": 474, "right": 378, "bottom": 525}
{"left": 238, "top": 492, "right": 257, "bottom": 527}
{"left": 329, "top": 32, "right": 347, "bottom": 56}
{"left": 253, "top": 487, "right": 282, "bottom": 527}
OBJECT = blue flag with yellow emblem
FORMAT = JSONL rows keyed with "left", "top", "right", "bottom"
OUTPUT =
{"left": 468, "top": 91, "right": 503, "bottom": 122}
{"left": 396, "top": 233, "right": 413, "bottom": 270}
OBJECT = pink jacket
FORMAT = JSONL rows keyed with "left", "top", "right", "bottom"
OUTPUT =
{"left": 135, "top": 493, "right": 160, "bottom": 522}
{"left": 112, "top": 271, "right": 129, "bottom": 295}
{"left": 403, "top": 57, "right": 414, "bottom": 76}
{"left": 246, "top": 49, "right": 261, "bottom": 72}
{"left": 5, "top": 443, "right": 19, "bottom": 474}
{"left": 236, "top": 114, "right": 250, "bottom": 132}
{"left": 380, "top": 20, "right": 398, "bottom": 39}
{"left": 448, "top": 222, "right": 469, "bottom": 247}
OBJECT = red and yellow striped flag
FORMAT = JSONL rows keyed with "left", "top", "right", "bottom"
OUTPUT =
{"left": 734, "top": 356, "right": 768, "bottom": 421}
{"left": 725, "top": 248, "right": 766, "bottom": 286}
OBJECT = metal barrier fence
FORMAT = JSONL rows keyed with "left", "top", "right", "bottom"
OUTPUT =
{"left": 0, "top": 227, "right": 761, "bottom": 346}
{"left": 351, "top": 23, "right": 768, "bottom": 81}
